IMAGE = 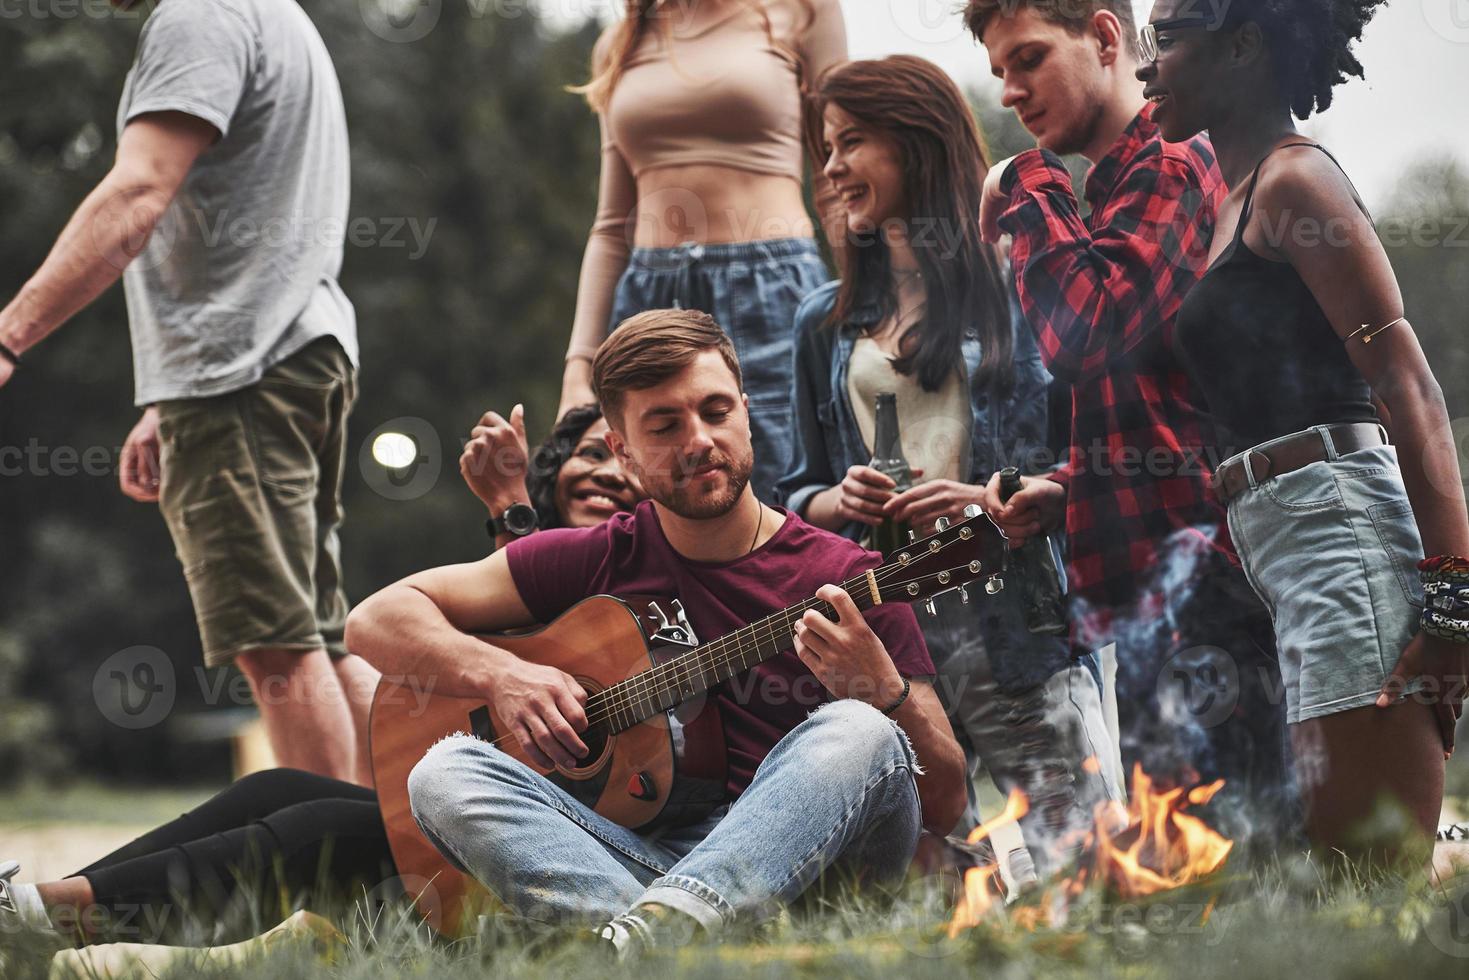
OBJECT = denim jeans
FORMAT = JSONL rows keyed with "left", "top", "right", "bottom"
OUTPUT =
{"left": 408, "top": 699, "right": 920, "bottom": 931}
{"left": 608, "top": 238, "right": 829, "bottom": 504}
{"left": 921, "top": 589, "right": 1126, "bottom": 875}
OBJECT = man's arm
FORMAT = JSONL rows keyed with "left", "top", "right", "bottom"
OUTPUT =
{"left": 345, "top": 551, "right": 593, "bottom": 770}
{"left": 986, "top": 149, "right": 1215, "bottom": 384}
{"left": 794, "top": 585, "right": 968, "bottom": 835}
{"left": 889, "top": 680, "right": 969, "bottom": 835}
{"left": 0, "top": 113, "right": 217, "bottom": 374}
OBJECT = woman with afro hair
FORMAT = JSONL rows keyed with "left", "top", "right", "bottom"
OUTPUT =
{"left": 1137, "top": 0, "right": 1469, "bottom": 861}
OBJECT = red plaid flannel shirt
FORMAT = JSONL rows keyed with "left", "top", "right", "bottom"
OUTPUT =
{"left": 999, "top": 105, "right": 1231, "bottom": 645}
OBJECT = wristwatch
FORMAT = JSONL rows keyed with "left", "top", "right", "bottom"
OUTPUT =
{"left": 487, "top": 502, "right": 539, "bottom": 541}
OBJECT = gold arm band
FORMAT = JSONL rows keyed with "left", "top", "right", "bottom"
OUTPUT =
{"left": 866, "top": 568, "right": 882, "bottom": 606}
{"left": 1344, "top": 316, "right": 1405, "bottom": 345}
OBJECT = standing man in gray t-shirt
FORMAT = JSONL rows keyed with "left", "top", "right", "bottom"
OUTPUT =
{"left": 0, "top": 0, "right": 375, "bottom": 785}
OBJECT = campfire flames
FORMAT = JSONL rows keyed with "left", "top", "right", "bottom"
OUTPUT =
{"left": 947, "top": 788, "right": 1030, "bottom": 935}
{"left": 947, "top": 763, "right": 1234, "bottom": 938}
{"left": 1090, "top": 766, "right": 1233, "bottom": 899}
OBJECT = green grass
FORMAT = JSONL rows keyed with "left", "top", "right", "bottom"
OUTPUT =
{"left": 6, "top": 780, "right": 1469, "bottom": 978}
{"left": 10, "top": 857, "right": 1469, "bottom": 980}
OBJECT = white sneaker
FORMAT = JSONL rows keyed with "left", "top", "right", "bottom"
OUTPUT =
{"left": 0, "top": 859, "right": 22, "bottom": 915}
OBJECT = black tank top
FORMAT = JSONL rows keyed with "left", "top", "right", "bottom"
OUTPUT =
{"left": 1175, "top": 143, "right": 1377, "bottom": 451}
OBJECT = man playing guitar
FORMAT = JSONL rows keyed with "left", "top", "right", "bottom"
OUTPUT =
{"left": 346, "top": 308, "right": 967, "bottom": 954}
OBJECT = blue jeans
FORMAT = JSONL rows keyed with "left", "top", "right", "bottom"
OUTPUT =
{"left": 922, "top": 587, "right": 1125, "bottom": 875}
{"left": 408, "top": 700, "right": 921, "bottom": 931}
{"left": 608, "top": 238, "right": 829, "bottom": 503}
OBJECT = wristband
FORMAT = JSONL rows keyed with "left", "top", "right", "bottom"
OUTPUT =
{"left": 1421, "top": 607, "right": 1469, "bottom": 644}
{"left": 0, "top": 341, "right": 18, "bottom": 367}
{"left": 1420, "top": 556, "right": 1469, "bottom": 583}
{"left": 879, "top": 676, "right": 911, "bottom": 716}
{"left": 1424, "top": 585, "right": 1469, "bottom": 617}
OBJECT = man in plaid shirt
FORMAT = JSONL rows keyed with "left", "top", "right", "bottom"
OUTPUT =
{"left": 967, "top": 0, "right": 1294, "bottom": 836}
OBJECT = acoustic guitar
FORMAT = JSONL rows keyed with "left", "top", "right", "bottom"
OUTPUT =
{"left": 370, "top": 508, "right": 1008, "bottom": 935}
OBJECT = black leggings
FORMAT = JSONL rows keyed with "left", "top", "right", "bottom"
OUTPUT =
{"left": 75, "top": 769, "right": 396, "bottom": 946}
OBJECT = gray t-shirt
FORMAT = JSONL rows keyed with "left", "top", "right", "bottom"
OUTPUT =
{"left": 118, "top": 0, "right": 358, "bottom": 405}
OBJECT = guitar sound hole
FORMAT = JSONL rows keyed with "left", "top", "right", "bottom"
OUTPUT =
{"left": 565, "top": 722, "right": 611, "bottom": 775}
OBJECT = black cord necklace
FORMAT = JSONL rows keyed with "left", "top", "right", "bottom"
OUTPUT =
{"left": 747, "top": 499, "right": 764, "bottom": 555}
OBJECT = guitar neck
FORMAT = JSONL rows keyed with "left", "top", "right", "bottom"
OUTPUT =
{"left": 596, "top": 568, "right": 880, "bottom": 732}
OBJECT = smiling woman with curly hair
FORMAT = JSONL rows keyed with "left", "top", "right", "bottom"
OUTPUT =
{"left": 1138, "top": 0, "right": 1469, "bottom": 858}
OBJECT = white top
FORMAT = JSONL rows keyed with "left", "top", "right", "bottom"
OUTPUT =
{"left": 846, "top": 337, "right": 968, "bottom": 485}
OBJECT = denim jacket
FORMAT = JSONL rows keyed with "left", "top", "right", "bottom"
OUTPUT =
{"left": 778, "top": 280, "right": 1059, "bottom": 530}
{"left": 775, "top": 278, "right": 1074, "bottom": 694}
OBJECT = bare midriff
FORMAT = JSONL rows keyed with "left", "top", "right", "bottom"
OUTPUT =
{"left": 629, "top": 164, "right": 815, "bottom": 248}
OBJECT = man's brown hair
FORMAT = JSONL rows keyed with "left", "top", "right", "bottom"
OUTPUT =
{"left": 592, "top": 309, "right": 743, "bottom": 429}
{"left": 963, "top": 0, "right": 1140, "bottom": 58}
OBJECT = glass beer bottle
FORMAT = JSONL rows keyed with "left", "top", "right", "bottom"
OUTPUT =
{"left": 998, "top": 467, "right": 1068, "bottom": 635}
{"left": 869, "top": 392, "right": 914, "bottom": 556}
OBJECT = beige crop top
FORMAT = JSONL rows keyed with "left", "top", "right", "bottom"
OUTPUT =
{"left": 566, "top": 0, "right": 847, "bottom": 362}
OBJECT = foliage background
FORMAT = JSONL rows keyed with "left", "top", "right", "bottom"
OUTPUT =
{"left": 1, "top": 1, "right": 1466, "bottom": 786}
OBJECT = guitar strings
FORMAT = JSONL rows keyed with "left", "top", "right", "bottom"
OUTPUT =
{"left": 582, "top": 553, "right": 982, "bottom": 732}
{"left": 471, "top": 562, "right": 981, "bottom": 757}
{"left": 591, "top": 533, "right": 981, "bottom": 727}
{"left": 586, "top": 539, "right": 979, "bottom": 730}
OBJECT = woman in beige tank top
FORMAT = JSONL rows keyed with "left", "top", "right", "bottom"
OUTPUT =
{"left": 558, "top": 0, "right": 846, "bottom": 501}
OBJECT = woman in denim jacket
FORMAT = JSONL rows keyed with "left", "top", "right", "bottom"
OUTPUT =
{"left": 778, "top": 55, "right": 1124, "bottom": 875}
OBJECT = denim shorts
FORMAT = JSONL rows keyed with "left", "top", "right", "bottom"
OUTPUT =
{"left": 1224, "top": 428, "right": 1425, "bottom": 724}
{"left": 608, "top": 238, "right": 829, "bottom": 503}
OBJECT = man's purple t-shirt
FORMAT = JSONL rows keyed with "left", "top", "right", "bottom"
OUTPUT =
{"left": 505, "top": 501, "right": 934, "bottom": 800}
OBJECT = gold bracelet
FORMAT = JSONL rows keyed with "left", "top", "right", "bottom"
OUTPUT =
{"left": 1344, "top": 316, "right": 1405, "bottom": 345}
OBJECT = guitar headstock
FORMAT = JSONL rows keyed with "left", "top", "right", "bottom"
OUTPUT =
{"left": 875, "top": 506, "right": 1009, "bottom": 609}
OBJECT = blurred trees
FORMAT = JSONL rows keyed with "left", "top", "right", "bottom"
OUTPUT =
{"left": 0, "top": 0, "right": 603, "bottom": 782}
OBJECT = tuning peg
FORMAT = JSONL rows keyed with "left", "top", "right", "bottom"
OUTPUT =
{"left": 908, "top": 529, "right": 917, "bottom": 544}
{"left": 985, "top": 575, "right": 1004, "bottom": 595}
{"left": 924, "top": 598, "right": 937, "bottom": 618}
{"left": 963, "top": 504, "right": 983, "bottom": 519}
{"left": 960, "top": 585, "right": 970, "bottom": 605}
{"left": 935, "top": 517, "right": 951, "bottom": 532}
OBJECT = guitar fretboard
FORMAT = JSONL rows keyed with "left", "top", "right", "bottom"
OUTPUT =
{"left": 591, "top": 570, "right": 877, "bottom": 732}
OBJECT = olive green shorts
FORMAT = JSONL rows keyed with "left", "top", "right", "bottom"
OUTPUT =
{"left": 157, "top": 337, "right": 356, "bottom": 668}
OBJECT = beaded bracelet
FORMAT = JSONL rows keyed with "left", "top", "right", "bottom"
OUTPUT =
{"left": 1421, "top": 608, "right": 1469, "bottom": 644}
{"left": 1424, "top": 588, "right": 1469, "bottom": 617}
{"left": 1420, "top": 555, "right": 1469, "bottom": 584}
{"left": 1419, "top": 560, "right": 1469, "bottom": 643}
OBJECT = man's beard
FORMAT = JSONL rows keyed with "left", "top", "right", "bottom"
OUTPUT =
{"left": 640, "top": 447, "right": 755, "bottom": 520}
{"left": 1045, "top": 94, "right": 1107, "bottom": 158}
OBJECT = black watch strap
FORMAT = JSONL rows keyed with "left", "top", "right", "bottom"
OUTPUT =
{"left": 490, "top": 502, "right": 539, "bottom": 538}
